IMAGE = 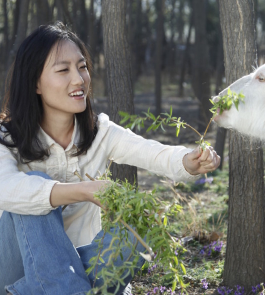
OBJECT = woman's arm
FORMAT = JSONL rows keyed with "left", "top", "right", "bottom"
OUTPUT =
{"left": 0, "top": 143, "right": 107, "bottom": 214}
{"left": 98, "top": 115, "right": 220, "bottom": 182}
{"left": 50, "top": 180, "right": 109, "bottom": 208}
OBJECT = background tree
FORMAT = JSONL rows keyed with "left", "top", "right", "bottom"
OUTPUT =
{"left": 155, "top": 0, "right": 165, "bottom": 116}
{"left": 102, "top": 0, "right": 137, "bottom": 184}
{"left": 192, "top": 0, "right": 212, "bottom": 132}
{"left": 218, "top": 0, "right": 265, "bottom": 291}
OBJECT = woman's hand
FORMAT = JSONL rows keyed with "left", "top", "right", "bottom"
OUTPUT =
{"left": 183, "top": 146, "right": 221, "bottom": 175}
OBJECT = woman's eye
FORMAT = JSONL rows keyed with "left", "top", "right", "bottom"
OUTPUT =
{"left": 58, "top": 69, "right": 68, "bottom": 72}
{"left": 80, "top": 65, "right": 87, "bottom": 70}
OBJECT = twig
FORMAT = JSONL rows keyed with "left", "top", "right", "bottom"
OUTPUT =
{"left": 74, "top": 170, "right": 85, "bottom": 181}
{"left": 93, "top": 231, "right": 106, "bottom": 288}
{"left": 120, "top": 219, "right": 154, "bottom": 260}
{"left": 202, "top": 117, "right": 214, "bottom": 139}
{"left": 107, "top": 159, "right": 113, "bottom": 171}
{"left": 183, "top": 123, "right": 202, "bottom": 138}
{"left": 85, "top": 173, "right": 95, "bottom": 181}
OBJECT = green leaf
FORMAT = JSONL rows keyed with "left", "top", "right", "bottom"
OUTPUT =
{"left": 170, "top": 106, "right": 173, "bottom": 117}
{"left": 172, "top": 279, "right": 177, "bottom": 291}
{"left": 176, "top": 127, "right": 180, "bottom": 137}
{"left": 146, "top": 125, "right": 154, "bottom": 132}
{"left": 149, "top": 112, "right": 156, "bottom": 121}
{"left": 119, "top": 111, "right": 129, "bottom": 117}
{"left": 163, "top": 216, "right": 168, "bottom": 227}
{"left": 180, "top": 262, "right": 186, "bottom": 275}
{"left": 120, "top": 116, "right": 130, "bottom": 125}
{"left": 227, "top": 88, "right": 232, "bottom": 95}
{"left": 99, "top": 256, "right": 105, "bottom": 263}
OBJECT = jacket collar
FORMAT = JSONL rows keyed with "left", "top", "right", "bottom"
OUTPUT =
{"left": 38, "top": 116, "right": 80, "bottom": 151}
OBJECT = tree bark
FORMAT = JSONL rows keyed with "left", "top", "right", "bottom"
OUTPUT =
{"left": 178, "top": 2, "right": 193, "bottom": 97}
{"left": 219, "top": 0, "right": 265, "bottom": 291}
{"left": 36, "top": 0, "right": 51, "bottom": 26}
{"left": 102, "top": 0, "right": 137, "bottom": 185}
{"left": 7, "top": 0, "right": 30, "bottom": 69}
{"left": 155, "top": 0, "right": 165, "bottom": 116}
{"left": 192, "top": 0, "right": 212, "bottom": 132}
{"left": 88, "top": 0, "right": 95, "bottom": 60}
{"left": 214, "top": 127, "right": 226, "bottom": 170}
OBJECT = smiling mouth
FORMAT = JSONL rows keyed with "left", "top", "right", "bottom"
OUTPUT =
{"left": 69, "top": 90, "right": 84, "bottom": 97}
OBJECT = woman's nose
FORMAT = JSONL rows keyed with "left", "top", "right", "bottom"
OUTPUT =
{"left": 71, "top": 69, "right": 84, "bottom": 85}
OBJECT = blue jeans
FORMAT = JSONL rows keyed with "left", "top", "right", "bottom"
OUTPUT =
{"left": 0, "top": 171, "right": 145, "bottom": 295}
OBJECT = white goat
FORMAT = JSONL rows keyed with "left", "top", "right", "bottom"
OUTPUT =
{"left": 213, "top": 64, "right": 265, "bottom": 139}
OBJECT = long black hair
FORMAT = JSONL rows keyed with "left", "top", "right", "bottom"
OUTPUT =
{"left": 0, "top": 22, "right": 97, "bottom": 163}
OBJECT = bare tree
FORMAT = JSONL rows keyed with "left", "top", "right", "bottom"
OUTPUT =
{"left": 7, "top": 0, "right": 30, "bottom": 69}
{"left": 219, "top": 0, "right": 265, "bottom": 291}
{"left": 36, "top": 0, "right": 52, "bottom": 26}
{"left": 102, "top": 0, "right": 137, "bottom": 184}
{"left": 192, "top": 0, "right": 212, "bottom": 131}
{"left": 155, "top": 0, "right": 165, "bottom": 116}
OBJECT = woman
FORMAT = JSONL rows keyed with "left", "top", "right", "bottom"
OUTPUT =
{"left": 0, "top": 22, "right": 220, "bottom": 295}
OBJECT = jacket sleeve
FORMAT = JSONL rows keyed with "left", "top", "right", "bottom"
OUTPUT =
{"left": 0, "top": 143, "right": 58, "bottom": 215}
{"left": 98, "top": 114, "right": 200, "bottom": 183}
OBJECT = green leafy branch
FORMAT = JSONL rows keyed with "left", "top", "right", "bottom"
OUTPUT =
{"left": 210, "top": 88, "right": 245, "bottom": 115}
{"left": 73, "top": 170, "right": 187, "bottom": 294}
{"left": 120, "top": 106, "right": 202, "bottom": 140}
{"left": 119, "top": 88, "right": 245, "bottom": 150}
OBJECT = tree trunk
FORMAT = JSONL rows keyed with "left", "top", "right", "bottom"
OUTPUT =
{"left": 88, "top": 0, "right": 95, "bottom": 61}
{"left": 192, "top": 0, "right": 212, "bottom": 132}
{"left": 102, "top": 0, "right": 137, "bottom": 185}
{"left": 36, "top": 0, "right": 51, "bottom": 26}
{"left": 214, "top": 127, "right": 226, "bottom": 170}
{"left": 178, "top": 3, "right": 193, "bottom": 97}
{"left": 2, "top": 0, "right": 9, "bottom": 70}
{"left": 155, "top": 0, "right": 165, "bottom": 116}
{"left": 219, "top": 0, "right": 265, "bottom": 291}
{"left": 55, "top": 0, "right": 72, "bottom": 25}
{"left": 7, "top": 0, "right": 30, "bottom": 69}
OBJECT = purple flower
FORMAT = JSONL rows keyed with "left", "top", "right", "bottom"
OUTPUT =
{"left": 195, "top": 177, "right": 213, "bottom": 185}
{"left": 217, "top": 286, "right": 233, "bottom": 295}
{"left": 175, "top": 250, "right": 178, "bottom": 256}
{"left": 159, "top": 286, "right": 166, "bottom": 293}
{"left": 153, "top": 287, "right": 159, "bottom": 293}
{"left": 201, "top": 278, "right": 208, "bottom": 290}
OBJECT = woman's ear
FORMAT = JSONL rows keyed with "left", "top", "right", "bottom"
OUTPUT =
{"left": 36, "top": 81, "right": 41, "bottom": 95}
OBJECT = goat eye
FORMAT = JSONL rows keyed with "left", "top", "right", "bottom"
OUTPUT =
{"left": 259, "top": 76, "right": 265, "bottom": 82}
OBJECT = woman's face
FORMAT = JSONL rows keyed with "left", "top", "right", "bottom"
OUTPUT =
{"left": 36, "top": 40, "right": 91, "bottom": 119}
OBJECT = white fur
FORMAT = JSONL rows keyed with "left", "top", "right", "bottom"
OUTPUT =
{"left": 213, "top": 64, "right": 265, "bottom": 139}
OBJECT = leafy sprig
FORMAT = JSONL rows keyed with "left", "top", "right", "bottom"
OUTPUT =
{"left": 120, "top": 106, "right": 202, "bottom": 145}
{"left": 90, "top": 178, "right": 188, "bottom": 293}
{"left": 120, "top": 88, "right": 245, "bottom": 151}
{"left": 72, "top": 169, "right": 187, "bottom": 294}
{"left": 210, "top": 88, "right": 245, "bottom": 115}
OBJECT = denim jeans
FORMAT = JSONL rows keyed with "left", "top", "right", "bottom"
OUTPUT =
{"left": 0, "top": 171, "right": 145, "bottom": 295}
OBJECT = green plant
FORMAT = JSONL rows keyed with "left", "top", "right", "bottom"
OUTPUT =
{"left": 74, "top": 170, "right": 188, "bottom": 294}
{"left": 119, "top": 89, "right": 245, "bottom": 150}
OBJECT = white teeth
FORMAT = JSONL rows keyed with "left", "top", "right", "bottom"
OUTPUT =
{"left": 70, "top": 91, "right": 84, "bottom": 97}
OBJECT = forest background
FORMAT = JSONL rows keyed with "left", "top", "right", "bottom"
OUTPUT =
{"left": 1, "top": 1, "right": 265, "bottom": 294}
